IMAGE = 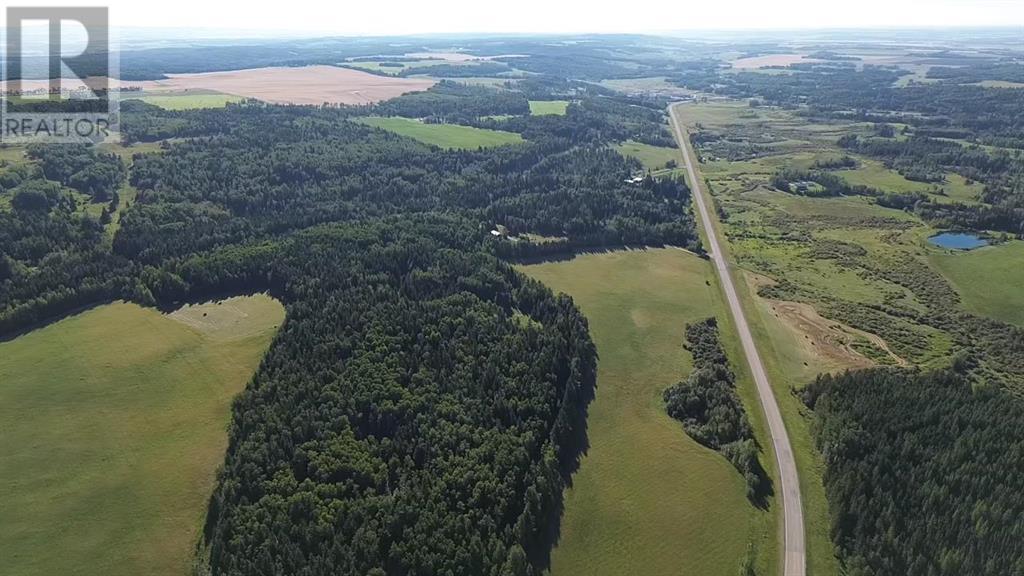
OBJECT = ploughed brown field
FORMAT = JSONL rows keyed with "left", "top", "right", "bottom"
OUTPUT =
{"left": 3, "top": 65, "right": 435, "bottom": 105}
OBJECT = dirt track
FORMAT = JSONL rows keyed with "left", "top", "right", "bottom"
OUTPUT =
{"left": 669, "top": 103, "right": 807, "bottom": 576}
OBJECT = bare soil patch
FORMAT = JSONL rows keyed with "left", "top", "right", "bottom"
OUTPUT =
{"left": 746, "top": 273, "right": 904, "bottom": 369}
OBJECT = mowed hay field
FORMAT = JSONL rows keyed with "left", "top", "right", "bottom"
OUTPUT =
{"left": 931, "top": 241, "right": 1024, "bottom": 327}
{"left": 0, "top": 295, "right": 283, "bottom": 576}
{"left": 529, "top": 100, "right": 569, "bottom": 115}
{"left": 355, "top": 116, "right": 524, "bottom": 149}
{"left": 129, "top": 92, "right": 243, "bottom": 110}
{"left": 126, "top": 65, "right": 435, "bottom": 105}
{"left": 522, "top": 249, "right": 771, "bottom": 576}
{"left": 616, "top": 140, "right": 682, "bottom": 171}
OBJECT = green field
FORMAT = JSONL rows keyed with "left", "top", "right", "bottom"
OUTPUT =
{"left": 598, "top": 76, "right": 695, "bottom": 98}
{"left": 98, "top": 141, "right": 165, "bottom": 163}
{"left": 528, "top": 100, "right": 569, "bottom": 115}
{"left": 0, "top": 295, "right": 284, "bottom": 576}
{"left": 130, "top": 93, "right": 243, "bottom": 110}
{"left": 0, "top": 145, "right": 27, "bottom": 164}
{"left": 615, "top": 140, "right": 682, "bottom": 171}
{"left": 977, "top": 80, "right": 1024, "bottom": 89}
{"left": 931, "top": 241, "right": 1024, "bottom": 327}
{"left": 355, "top": 116, "right": 524, "bottom": 149}
{"left": 344, "top": 59, "right": 479, "bottom": 75}
{"left": 522, "top": 249, "right": 775, "bottom": 576}
{"left": 841, "top": 158, "right": 984, "bottom": 204}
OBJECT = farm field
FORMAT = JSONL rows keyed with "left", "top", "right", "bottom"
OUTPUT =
{"left": 0, "top": 295, "right": 284, "bottom": 576}
{"left": 730, "top": 53, "right": 818, "bottom": 69}
{"left": 977, "top": 80, "right": 1024, "bottom": 88}
{"left": 355, "top": 116, "right": 524, "bottom": 149}
{"left": 528, "top": 100, "right": 569, "bottom": 115}
{"left": 0, "top": 146, "right": 26, "bottom": 164}
{"left": 521, "top": 249, "right": 776, "bottom": 576}
{"left": 931, "top": 241, "right": 1024, "bottom": 327}
{"left": 344, "top": 59, "right": 479, "bottom": 75}
{"left": 598, "top": 76, "right": 695, "bottom": 98}
{"left": 128, "top": 92, "right": 243, "bottom": 110}
{"left": 615, "top": 140, "right": 681, "bottom": 171}
{"left": 124, "top": 66, "right": 435, "bottom": 105}
{"left": 98, "top": 141, "right": 165, "bottom": 162}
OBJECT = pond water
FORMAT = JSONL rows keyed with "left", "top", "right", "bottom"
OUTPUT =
{"left": 929, "top": 232, "right": 989, "bottom": 250}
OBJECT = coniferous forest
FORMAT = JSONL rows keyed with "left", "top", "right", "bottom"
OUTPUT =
{"left": 802, "top": 368, "right": 1024, "bottom": 576}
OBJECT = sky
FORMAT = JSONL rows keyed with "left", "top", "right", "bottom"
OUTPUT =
{"left": 3, "top": 0, "right": 1024, "bottom": 36}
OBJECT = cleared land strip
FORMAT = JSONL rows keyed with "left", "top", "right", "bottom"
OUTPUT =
{"left": 669, "top": 103, "right": 807, "bottom": 576}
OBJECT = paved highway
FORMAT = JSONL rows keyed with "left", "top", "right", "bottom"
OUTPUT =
{"left": 669, "top": 103, "right": 807, "bottom": 576}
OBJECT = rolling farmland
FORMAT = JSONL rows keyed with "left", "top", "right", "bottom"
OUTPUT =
{"left": 0, "top": 296, "right": 283, "bottom": 576}
{"left": 522, "top": 249, "right": 776, "bottom": 576}
{"left": 355, "top": 116, "right": 524, "bottom": 149}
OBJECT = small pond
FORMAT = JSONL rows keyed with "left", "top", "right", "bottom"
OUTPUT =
{"left": 929, "top": 232, "right": 989, "bottom": 250}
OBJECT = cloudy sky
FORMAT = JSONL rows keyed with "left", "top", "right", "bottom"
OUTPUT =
{"left": 4, "top": 0, "right": 1023, "bottom": 35}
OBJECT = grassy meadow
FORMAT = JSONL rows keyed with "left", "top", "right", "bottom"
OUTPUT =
{"left": 0, "top": 295, "right": 283, "bottom": 576}
{"left": 129, "top": 92, "right": 243, "bottom": 110}
{"left": 355, "top": 116, "right": 524, "bottom": 149}
{"left": 0, "top": 145, "right": 27, "bottom": 164}
{"left": 931, "top": 241, "right": 1024, "bottom": 327}
{"left": 522, "top": 249, "right": 776, "bottom": 576}
{"left": 598, "top": 76, "right": 696, "bottom": 98}
{"left": 977, "top": 80, "right": 1024, "bottom": 88}
{"left": 528, "top": 100, "right": 569, "bottom": 115}
{"left": 615, "top": 140, "right": 682, "bottom": 171}
{"left": 841, "top": 158, "right": 984, "bottom": 204}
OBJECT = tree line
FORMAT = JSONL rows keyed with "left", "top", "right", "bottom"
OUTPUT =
{"left": 663, "top": 318, "right": 771, "bottom": 505}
